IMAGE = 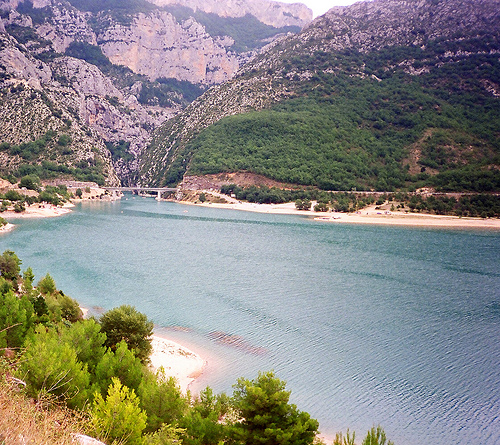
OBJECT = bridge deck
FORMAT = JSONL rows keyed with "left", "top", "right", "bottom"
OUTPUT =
{"left": 103, "top": 187, "right": 177, "bottom": 192}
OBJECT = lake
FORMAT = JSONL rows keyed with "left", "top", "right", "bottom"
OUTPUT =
{"left": 2, "top": 196, "right": 499, "bottom": 445}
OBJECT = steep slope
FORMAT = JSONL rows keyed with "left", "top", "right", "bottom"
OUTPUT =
{"left": 0, "top": 0, "right": 311, "bottom": 184}
{"left": 140, "top": 0, "right": 500, "bottom": 192}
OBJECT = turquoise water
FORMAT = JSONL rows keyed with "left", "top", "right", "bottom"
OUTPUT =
{"left": 2, "top": 197, "right": 499, "bottom": 444}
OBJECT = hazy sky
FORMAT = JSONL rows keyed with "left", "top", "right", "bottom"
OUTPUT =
{"left": 280, "top": 0, "right": 360, "bottom": 18}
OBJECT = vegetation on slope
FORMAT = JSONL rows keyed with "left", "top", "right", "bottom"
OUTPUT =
{"left": 0, "top": 251, "right": 394, "bottom": 444}
{"left": 181, "top": 46, "right": 500, "bottom": 192}
{"left": 144, "top": 1, "right": 500, "bottom": 193}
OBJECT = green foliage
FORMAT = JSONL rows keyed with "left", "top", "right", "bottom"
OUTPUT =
{"left": 138, "top": 80, "right": 203, "bottom": 107}
{"left": 99, "top": 305, "right": 153, "bottom": 363}
{"left": 67, "top": 0, "right": 154, "bottom": 15}
{"left": 0, "top": 250, "right": 21, "bottom": 282}
{"left": 23, "top": 267, "right": 35, "bottom": 292}
{"left": 65, "top": 42, "right": 111, "bottom": 71}
{"left": 16, "top": 0, "right": 53, "bottom": 24}
{"left": 179, "top": 387, "right": 230, "bottom": 445}
{"left": 94, "top": 340, "right": 144, "bottom": 396}
{"left": 60, "top": 319, "right": 106, "bottom": 374}
{"left": 142, "top": 424, "right": 186, "bottom": 445}
{"left": 138, "top": 368, "right": 187, "bottom": 433}
{"left": 231, "top": 370, "right": 319, "bottom": 445}
{"left": 157, "top": 77, "right": 205, "bottom": 102}
{"left": 75, "top": 188, "right": 83, "bottom": 198}
{"left": 57, "top": 134, "right": 72, "bottom": 147}
{"left": 19, "top": 325, "right": 91, "bottom": 409}
{"left": 390, "top": 192, "right": 500, "bottom": 217}
{"left": 0, "top": 290, "right": 34, "bottom": 349}
{"left": 91, "top": 377, "right": 147, "bottom": 445}
{"left": 4, "top": 190, "right": 23, "bottom": 202}
{"left": 37, "top": 274, "right": 57, "bottom": 295}
{"left": 45, "top": 292, "right": 83, "bottom": 323}
{"left": 155, "top": 34, "right": 500, "bottom": 193}
{"left": 362, "top": 425, "right": 394, "bottom": 445}
{"left": 333, "top": 429, "right": 355, "bottom": 445}
{"left": 105, "top": 140, "right": 134, "bottom": 163}
{"left": 166, "top": 6, "right": 300, "bottom": 53}
{"left": 19, "top": 175, "right": 41, "bottom": 191}
{"left": 295, "top": 199, "right": 311, "bottom": 211}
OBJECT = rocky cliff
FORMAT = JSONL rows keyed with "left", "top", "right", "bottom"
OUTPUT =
{"left": 0, "top": 0, "right": 311, "bottom": 184}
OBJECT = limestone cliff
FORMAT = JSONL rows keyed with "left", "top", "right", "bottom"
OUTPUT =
{"left": 146, "top": 0, "right": 312, "bottom": 28}
{"left": 97, "top": 11, "right": 239, "bottom": 85}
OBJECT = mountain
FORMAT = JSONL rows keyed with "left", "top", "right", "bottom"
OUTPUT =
{"left": 140, "top": 0, "right": 500, "bottom": 193}
{"left": 0, "top": 0, "right": 311, "bottom": 185}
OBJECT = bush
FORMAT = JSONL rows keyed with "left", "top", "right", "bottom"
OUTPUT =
{"left": 19, "top": 175, "right": 40, "bottom": 191}
{"left": 295, "top": 199, "right": 311, "bottom": 210}
{"left": 19, "top": 325, "right": 91, "bottom": 410}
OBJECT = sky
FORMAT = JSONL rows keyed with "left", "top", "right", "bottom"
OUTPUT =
{"left": 279, "top": 0, "right": 360, "bottom": 18}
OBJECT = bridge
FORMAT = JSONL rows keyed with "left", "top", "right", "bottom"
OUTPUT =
{"left": 103, "top": 186, "right": 177, "bottom": 200}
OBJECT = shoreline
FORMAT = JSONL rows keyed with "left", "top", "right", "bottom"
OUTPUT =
{"left": 149, "top": 334, "right": 206, "bottom": 394}
{"left": 175, "top": 199, "right": 500, "bottom": 230}
{"left": 2, "top": 194, "right": 498, "bottom": 230}
{"left": 1, "top": 202, "right": 74, "bottom": 220}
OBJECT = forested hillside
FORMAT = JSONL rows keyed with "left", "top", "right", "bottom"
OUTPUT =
{"left": 140, "top": 0, "right": 500, "bottom": 193}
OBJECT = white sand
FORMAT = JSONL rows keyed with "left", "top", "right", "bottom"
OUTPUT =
{"left": 182, "top": 199, "right": 500, "bottom": 230}
{"left": 1, "top": 203, "right": 73, "bottom": 219}
{"left": 149, "top": 335, "right": 206, "bottom": 394}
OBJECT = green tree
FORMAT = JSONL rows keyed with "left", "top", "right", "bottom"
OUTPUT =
{"left": 180, "top": 387, "right": 230, "bottom": 445}
{"left": 37, "top": 273, "right": 57, "bottom": 295}
{"left": 138, "top": 368, "right": 188, "bottom": 433}
{"left": 295, "top": 199, "right": 311, "bottom": 211}
{"left": 99, "top": 305, "right": 153, "bottom": 363}
{"left": 333, "top": 430, "right": 355, "bottom": 445}
{"left": 231, "top": 371, "right": 319, "bottom": 445}
{"left": 0, "top": 250, "right": 21, "bottom": 282}
{"left": 94, "top": 340, "right": 144, "bottom": 396}
{"left": 91, "top": 377, "right": 147, "bottom": 445}
{"left": 60, "top": 318, "right": 106, "bottom": 374}
{"left": 0, "top": 290, "right": 34, "bottom": 350}
{"left": 19, "top": 175, "right": 40, "bottom": 191}
{"left": 75, "top": 188, "right": 83, "bottom": 198}
{"left": 143, "top": 424, "right": 186, "bottom": 445}
{"left": 19, "top": 325, "right": 90, "bottom": 409}
{"left": 23, "top": 267, "right": 35, "bottom": 293}
{"left": 362, "top": 425, "right": 394, "bottom": 445}
{"left": 363, "top": 425, "right": 394, "bottom": 445}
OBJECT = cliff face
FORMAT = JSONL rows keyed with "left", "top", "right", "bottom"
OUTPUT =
{"left": 97, "top": 12, "right": 239, "bottom": 85}
{"left": 139, "top": 0, "right": 500, "bottom": 188}
{"left": 145, "top": 0, "right": 312, "bottom": 28}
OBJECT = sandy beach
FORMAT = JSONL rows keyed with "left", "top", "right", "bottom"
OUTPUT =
{"left": 1, "top": 202, "right": 74, "bottom": 219}
{"left": 181, "top": 199, "right": 500, "bottom": 230}
{"left": 149, "top": 335, "right": 206, "bottom": 394}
